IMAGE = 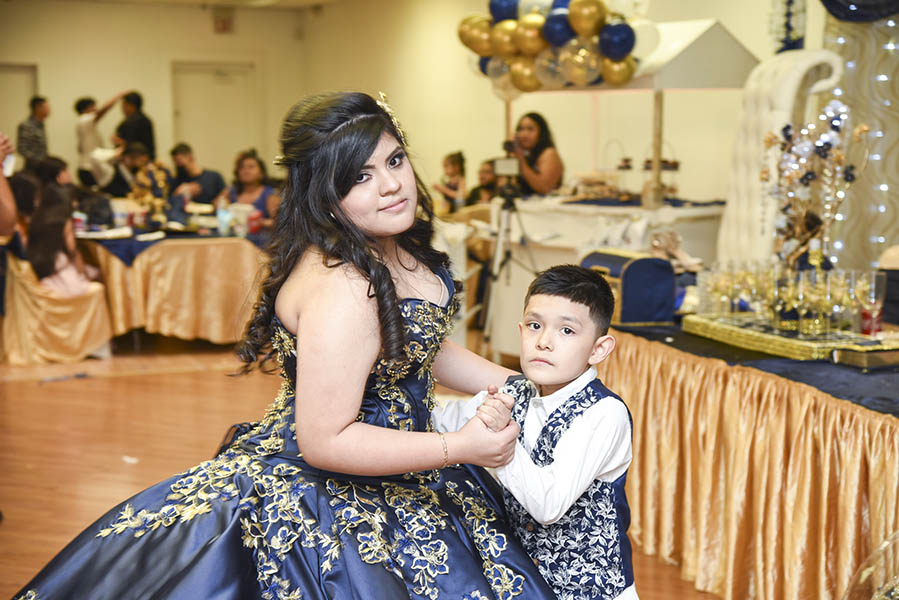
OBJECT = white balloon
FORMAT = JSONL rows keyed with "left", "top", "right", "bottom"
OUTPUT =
{"left": 492, "top": 73, "right": 523, "bottom": 101}
{"left": 487, "top": 56, "right": 511, "bottom": 81}
{"left": 534, "top": 47, "right": 567, "bottom": 90}
{"left": 629, "top": 18, "right": 660, "bottom": 61}
{"left": 518, "top": 0, "right": 553, "bottom": 18}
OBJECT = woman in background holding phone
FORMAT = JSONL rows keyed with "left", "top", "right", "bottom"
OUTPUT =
{"left": 506, "top": 112, "right": 564, "bottom": 196}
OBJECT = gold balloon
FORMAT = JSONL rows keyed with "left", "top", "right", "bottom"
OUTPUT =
{"left": 491, "top": 19, "right": 520, "bottom": 59}
{"left": 600, "top": 55, "right": 636, "bottom": 85}
{"left": 513, "top": 12, "right": 549, "bottom": 57}
{"left": 459, "top": 16, "right": 493, "bottom": 56}
{"left": 458, "top": 15, "right": 478, "bottom": 46}
{"left": 468, "top": 18, "right": 494, "bottom": 56}
{"left": 568, "top": 0, "right": 607, "bottom": 38}
{"left": 509, "top": 56, "right": 542, "bottom": 92}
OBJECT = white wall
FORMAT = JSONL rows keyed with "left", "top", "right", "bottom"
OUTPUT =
{"left": 0, "top": 0, "right": 828, "bottom": 201}
{"left": 0, "top": 0, "right": 305, "bottom": 176}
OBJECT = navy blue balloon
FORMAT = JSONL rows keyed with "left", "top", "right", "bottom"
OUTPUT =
{"left": 479, "top": 56, "right": 491, "bottom": 75}
{"left": 489, "top": 0, "right": 519, "bottom": 22}
{"left": 599, "top": 22, "right": 636, "bottom": 61}
{"left": 543, "top": 9, "right": 576, "bottom": 47}
{"left": 551, "top": 0, "right": 570, "bottom": 7}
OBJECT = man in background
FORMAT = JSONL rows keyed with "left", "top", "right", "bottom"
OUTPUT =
{"left": 73, "top": 91, "right": 127, "bottom": 186}
{"left": 114, "top": 91, "right": 155, "bottom": 159}
{"left": 169, "top": 143, "right": 225, "bottom": 205}
{"left": 17, "top": 96, "right": 50, "bottom": 168}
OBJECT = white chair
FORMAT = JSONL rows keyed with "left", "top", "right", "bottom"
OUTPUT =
{"left": 717, "top": 49, "right": 843, "bottom": 263}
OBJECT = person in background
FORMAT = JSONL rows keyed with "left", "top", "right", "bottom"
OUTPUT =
{"left": 431, "top": 151, "right": 466, "bottom": 213}
{"left": 1, "top": 132, "right": 17, "bottom": 237}
{"left": 73, "top": 92, "right": 127, "bottom": 187}
{"left": 508, "top": 112, "right": 564, "bottom": 196}
{"left": 27, "top": 184, "right": 100, "bottom": 298}
{"left": 113, "top": 91, "right": 155, "bottom": 159}
{"left": 169, "top": 143, "right": 225, "bottom": 205}
{"left": 9, "top": 172, "right": 41, "bottom": 247}
{"left": 102, "top": 141, "right": 171, "bottom": 205}
{"left": 32, "top": 156, "right": 74, "bottom": 187}
{"left": 217, "top": 149, "right": 279, "bottom": 228}
{"left": 465, "top": 158, "right": 499, "bottom": 206}
{"left": 17, "top": 96, "right": 50, "bottom": 168}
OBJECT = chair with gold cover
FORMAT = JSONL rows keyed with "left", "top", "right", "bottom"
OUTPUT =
{"left": 1, "top": 253, "right": 113, "bottom": 365}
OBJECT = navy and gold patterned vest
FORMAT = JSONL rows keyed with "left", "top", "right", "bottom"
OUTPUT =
{"left": 501, "top": 375, "right": 634, "bottom": 600}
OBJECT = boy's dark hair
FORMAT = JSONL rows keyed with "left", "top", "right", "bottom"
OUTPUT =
{"left": 74, "top": 97, "right": 95, "bottom": 114}
{"left": 525, "top": 265, "right": 614, "bottom": 335}
{"left": 29, "top": 96, "right": 47, "bottom": 111}
{"left": 170, "top": 142, "right": 192, "bottom": 157}
{"left": 123, "top": 91, "right": 143, "bottom": 110}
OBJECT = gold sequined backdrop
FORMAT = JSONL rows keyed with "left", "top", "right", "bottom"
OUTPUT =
{"left": 822, "top": 15, "right": 899, "bottom": 269}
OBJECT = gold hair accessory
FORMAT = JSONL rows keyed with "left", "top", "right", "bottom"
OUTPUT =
{"left": 272, "top": 155, "right": 286, "bottom": 166}
{"left": 376, "top": 91, "right": 407, "bottom": 146}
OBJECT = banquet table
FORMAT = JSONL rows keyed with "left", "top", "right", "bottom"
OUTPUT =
{"left": 597, "top": 326, "right": 899, "bottom": 600}
{"left": 80, "top": 235, "right": 266, "bottom": 344}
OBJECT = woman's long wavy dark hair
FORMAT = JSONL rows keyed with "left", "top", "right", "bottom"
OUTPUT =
{"left": 27, "top": 185, "right": 75, "bottom": 280}
{"left": 517, "top": 112, "right": 555, "bottom": 169}
{"left": 236, "top": 92, "right": 450, "bottom": 371}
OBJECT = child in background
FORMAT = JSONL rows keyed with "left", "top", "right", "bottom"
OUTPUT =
{"left": 431, "top": 150, "right": 466, "bottom": 213}
{"left": 433, "top": 264, "right": 636, "bottom": 600}
{"left": 27, "top": 184, "right": 100, "bottom": 298}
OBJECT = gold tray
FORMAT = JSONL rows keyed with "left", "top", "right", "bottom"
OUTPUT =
{"left": 682, "top": 314, "right": 899, "bottom": 363}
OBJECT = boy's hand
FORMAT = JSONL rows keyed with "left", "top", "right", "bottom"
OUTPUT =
{"left": 476, "top": 386, "right": 516, "bottom": 432}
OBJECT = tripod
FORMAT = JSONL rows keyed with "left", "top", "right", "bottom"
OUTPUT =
{"left": 481, "top": 190, "right": 538, "bottom": 356}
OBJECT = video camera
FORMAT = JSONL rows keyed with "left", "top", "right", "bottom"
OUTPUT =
{"left": 496, "top": 142, "right": 521, "bottom": 204}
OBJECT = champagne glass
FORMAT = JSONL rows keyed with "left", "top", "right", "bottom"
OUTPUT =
{"left": 856, "top": 270, "right": 887, "bottom": 335}
{"left": 797, "top": 270, "right": 825, "bottom": 339}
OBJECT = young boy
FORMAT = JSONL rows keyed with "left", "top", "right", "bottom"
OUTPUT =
{"left": 433, "top": 265, "right": 636, "bottom": 600}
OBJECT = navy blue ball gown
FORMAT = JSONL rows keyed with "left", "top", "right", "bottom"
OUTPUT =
{"left": 14, "top": 268, "right": 556, "bottom": 600}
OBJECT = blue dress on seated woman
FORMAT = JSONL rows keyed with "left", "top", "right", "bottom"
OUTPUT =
{"left": 228, "top": 185, "right": 276, "bottom": 218}
{"left": 14, "top": 267, "right": 555, "bottom": 600}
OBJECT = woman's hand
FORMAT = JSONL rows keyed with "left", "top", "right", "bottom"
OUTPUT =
{"left": 451, "top": 414, "right": 519, "bottom": 468}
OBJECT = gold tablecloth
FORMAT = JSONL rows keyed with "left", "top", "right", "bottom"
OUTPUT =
{"left": 2, "top": 255, "right": 113, "bottom": 364}
{"left": 82, "top": 237, "right": 265, "bottom": 344}
{"left": 597, "top": 330, "right": 899, "bottom": 600}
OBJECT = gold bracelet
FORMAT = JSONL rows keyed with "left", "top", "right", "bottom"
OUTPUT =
{"left": 437, "top": 432, "right": 449, "bottom": 468}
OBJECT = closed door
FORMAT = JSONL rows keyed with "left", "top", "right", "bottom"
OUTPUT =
{"left": 0, "top": 64, "right": 38, "bottom": 167}
{"left": 172, "top": 62, "right": 259, "bottom": 182}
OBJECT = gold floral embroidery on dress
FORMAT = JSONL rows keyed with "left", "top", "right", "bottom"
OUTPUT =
{"left": 445, "top": 480, "right": 525, "bottom": 599}
{"left": 13, "top": 591, "right": 40, "bottom": 600}
{"left": 88, "top": 281, "right": 496, "bottom": 599}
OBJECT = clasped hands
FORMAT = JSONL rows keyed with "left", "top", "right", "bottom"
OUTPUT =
{"left": 455, "top": 385, "right": 519, "bottom": 468}
{"left": 477, "top": 385, "right": 516, "bottom": 433}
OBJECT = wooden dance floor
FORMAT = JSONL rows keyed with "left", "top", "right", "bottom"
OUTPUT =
{"left": 0, "top": 334, "right": 714, "bottom": 599}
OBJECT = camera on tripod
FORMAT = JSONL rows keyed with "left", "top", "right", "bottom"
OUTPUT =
{"left": 496, "top": 143, "right": 521, "bottom": 204}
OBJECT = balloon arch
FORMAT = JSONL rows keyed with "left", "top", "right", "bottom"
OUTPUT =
{"left": 458, "top": 0, "right": 641, "bottom": 99}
